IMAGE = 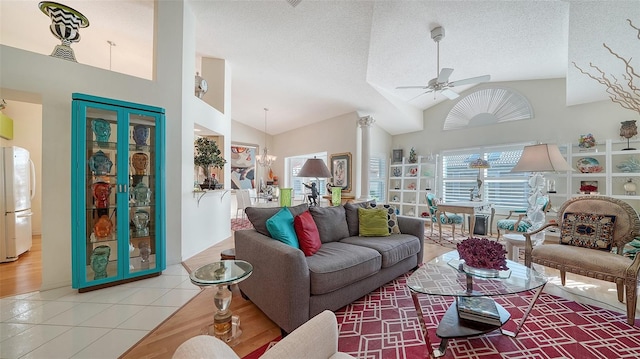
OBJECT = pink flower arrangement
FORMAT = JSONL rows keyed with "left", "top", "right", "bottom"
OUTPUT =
{"left": 457, "top": 237, "right": 508, "bottom": 271}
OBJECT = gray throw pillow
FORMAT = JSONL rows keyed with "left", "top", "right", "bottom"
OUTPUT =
{"left": 246, "top": 203, "right": 309, "bottom": 237}
{"left": 309, "top": 206, "right": 350, "bottom": 243}
{"left": 344, "top": 200, "right": 376, "bottom": 236}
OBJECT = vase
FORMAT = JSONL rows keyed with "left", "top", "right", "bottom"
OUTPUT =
{"left": 331, "top": 187, "right": 342, "bottom": 206}
{"left": 132, "top": 210, "right": 150, "bottom": 237}
{"left": 90, "top": 245, "right": 110, "bottom": 280}
{"left": 92, "top": 182, "right": 111, "bottom": 209}
{"left": 38, "top": 1, "right": 90, "bottom": 62}
{"left": 279, "top": 188, "right": 292, "bottom": 207}
{"left": 93, "top": 215, "right": 113, "bottom": 239}
{"left": 132, "top": 182, "right": 152, "bottom": 206}
{"left": 132, "top": 124, "right": 149, "bottom": 146}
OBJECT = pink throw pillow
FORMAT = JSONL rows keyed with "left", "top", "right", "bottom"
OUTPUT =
{"left": 294, "top": 211, "right": 321, "bottom": 256}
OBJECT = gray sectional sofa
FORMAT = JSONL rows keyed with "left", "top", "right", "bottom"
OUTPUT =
{"left": 235, "top": 201, "right": 425, "bottom": 334}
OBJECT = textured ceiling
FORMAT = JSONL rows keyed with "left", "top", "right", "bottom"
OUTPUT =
{"left": 1, "top": 0, "right": 639, "bottom": 135}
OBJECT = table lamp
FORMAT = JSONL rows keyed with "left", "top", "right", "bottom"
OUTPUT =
{"left": 298, "top": 157, "right": 332, "bottom": 205}
{"left": 469, "top": 158, "right": 490, "bottom": 200}
{"left": 510, "top": 143, "right": 573, "bottom": 230}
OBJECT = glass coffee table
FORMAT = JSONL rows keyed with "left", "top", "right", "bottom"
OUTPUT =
{"left": 190, "top": 260, "right": 253, "bottom": 346}
{"left": 407, "top": 251, "right": 547, "bottom": 357}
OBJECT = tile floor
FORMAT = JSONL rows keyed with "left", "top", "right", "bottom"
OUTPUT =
{"left": 0, "top": 264, "right": 200, "bottom": 359}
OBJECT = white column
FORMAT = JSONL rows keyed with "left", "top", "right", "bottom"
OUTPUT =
{"left": 358, "top": 115, "right": 375, "bottom": 201}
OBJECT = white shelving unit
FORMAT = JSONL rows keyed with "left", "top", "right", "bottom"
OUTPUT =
{"left": 388, "top": 155, "right": 438, "bottom": 218}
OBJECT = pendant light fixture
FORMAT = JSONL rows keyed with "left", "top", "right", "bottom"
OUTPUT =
{"left": 256, "top": 108, "right": 276, "bottom": 167}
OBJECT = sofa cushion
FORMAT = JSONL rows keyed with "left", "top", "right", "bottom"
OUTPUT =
{"left": 309, "top": 206, "right": 350, "bottom": 243}
{"left": 340, "top": 234, "right": 421, "bottom": 268}
{"left": 344, "top": 200, "right": 375, "bottom": 236}
{"left": 367, "top": 203, "right": 401, "bottom": 234}
{"left": 294, "top": 211, "right": 322, "bottom": 256}
{"left": 358, "top": 208, "right": 390, "bottom": 237}
{"left": 266, "top": 207, "right": 300, "bottom": 249}
{"left": 246, "top": 204, "right": 309, "bottom": 237}
{"left": 560, "top": 212, "right": 616, "bottom": 250}
{"left": 306, "top": 242, "right": 381, "bottom": 295}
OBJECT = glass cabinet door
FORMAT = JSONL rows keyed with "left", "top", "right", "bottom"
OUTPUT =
{"left": 72, "top": 93, "right": 165, "bottom": 290}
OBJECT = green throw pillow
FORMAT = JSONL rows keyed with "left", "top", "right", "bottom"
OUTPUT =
{"left": 266, "top": 207, "right": 300, "bottom": 249}
{"left": 358, "top": 208, "right": 391, "bottom": 237}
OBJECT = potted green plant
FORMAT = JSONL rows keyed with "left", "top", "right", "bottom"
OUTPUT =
{"left": 194, "top": 137, "right": 226, "bottom": 189}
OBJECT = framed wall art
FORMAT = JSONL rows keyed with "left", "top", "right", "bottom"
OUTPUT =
{"left": 330, "top": 152, "right": 352, "bottom": 193}
{"left": 230, "top": 144, "right": 256, "bottom": 189}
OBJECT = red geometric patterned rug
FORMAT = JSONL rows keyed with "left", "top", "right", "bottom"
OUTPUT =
{"left": 335, "top": 274, "right": 640, "bottom": 359}
{"left": 245, "top": 273, "right": 640, "bottom": 359}
{"left": 232, "top": 218, "right": 253, "bottom": 231}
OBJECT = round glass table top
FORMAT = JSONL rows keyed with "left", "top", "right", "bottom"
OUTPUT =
{"left": 407, "top": 251, "right": 547, "bottom": 297}
{"left": 190, "top": 260, "right": 253, "bottom": 286}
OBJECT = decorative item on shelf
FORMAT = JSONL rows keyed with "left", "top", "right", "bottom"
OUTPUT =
{"left": 194, "top": 137, "right": 227, "bottom": 189}
{"left": 392, "top": 195, "right": 399, "bottom": 202}
{"left": 392, "top": 167, "right": 402, "bottom": 177}
{"left": 90, "top": 245, "right": 110, "bottom": 280}
{"left": 132, "top": 124, "right": 149, "bottom": 147}
{"left": 132, "top": 210, "right": 150, "bottom": 237}
{"left": 131, "top": 152, "right": 149, "bottom": 175}
{"left": 91, "top": 118, "right": 111, "bottom": 145}
{"left": 195, "top": 72, "right": 208, "bottom": 99}
{"left": 547, "top": 179, "right": 556, "bottom": 193}
{"left": 256, "top": 108, "right": 277, "bottom": 167}
{"left": 617, "top": 157, "right": 640, "bottom": 172}
{"left": 406, "top": 209, "right": 415, "bottom": 216}
{"left": 38, "top": 1, "right": 89, "bottom": 62}
{"left": 620, "top": 120, "right": 638, "bottom": 150}
{"left": 425, "top": 178, "right": 433, "bottom": 191}
{"left": 139, "top": 240, "right": 151, "bottom": 269}
{"left": 624, "top": 178, "right": 637, "bottom": 195}
{"left": 392, "top": 149, "right": 403, "bottom": 164}
{"left": 409, "top": 147, "right": 417, "bottom": 163}
{"left": 408, "top": 167, "right": 418, "bottom": 176}
{"left": 91, "top": 182, "right": 111, "bottom": 216}
{"left": 421, "top": 211, "right": 429, "bottom": 218}
{"left": 469, "top": 158, "right": 491, "bottom": 201}
{"left": 132, "top": 182, "right": 151, "bottom": 206}
{"left": 93, "top": 215, "right": 113, "bottom": 240}
{"left": 578, "top": 133, "right": 596, "bottom": 150}
{"left": 456, "top": 237, "right": 508, "bottom": 277}
{"left": 394, "top": 180, "right": 400, "bottom": 189}
{"left": 576, "top": 157, "right": 603, "bottom": 173}
{"left": 88, "top": 150, "right": 113, "bottom": 176}
{"left": 579, "top": 180, "right": 598, "bottom": 194}
{"left": 273, "top": 175, "right": 279, "bottom": 186}
{"left": 331, "top": 186, "right": 342, "bottom": 206}
{"left": 407, "top": 182, "right": 416, "bottom": 190}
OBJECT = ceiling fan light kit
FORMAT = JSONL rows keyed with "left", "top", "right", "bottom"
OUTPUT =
{"left": 397, "top": 25, "right": 490, "bottom": 101}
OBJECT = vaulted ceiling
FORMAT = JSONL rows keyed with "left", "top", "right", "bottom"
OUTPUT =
{"left": 2, "top": 1, "right": 639, "bottom": 135}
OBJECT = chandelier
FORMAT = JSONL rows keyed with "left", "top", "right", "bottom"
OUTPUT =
{"left": 256, "top": 108, "right": 276, "bottom": 167}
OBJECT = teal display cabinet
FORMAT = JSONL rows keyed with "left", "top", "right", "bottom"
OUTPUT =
{"left": 71, "top": 93, "right": 166, "bottom": 291}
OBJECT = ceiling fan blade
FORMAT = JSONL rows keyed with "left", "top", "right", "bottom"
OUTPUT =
{"left": 438, "top": 68, "right": 454, "bottom": 83}
{"left": 396, "top": 85, "right": 429, "bottom": 90}
{"left": 408, "top": 89, "right": 435, "bottom": 102}
{"left": 449, "top": 74, "right": 491, "bottom": 87}
{"left": 441, "top": 88, "right": 460, "bottom": 100}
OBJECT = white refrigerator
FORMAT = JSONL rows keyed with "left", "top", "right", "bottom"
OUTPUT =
{"left": 0, "top": 146, "right": 35, "bottom": 263}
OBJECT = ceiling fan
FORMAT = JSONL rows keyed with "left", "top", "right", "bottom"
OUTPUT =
{"left": 396, "top": 26, "right": 491, "bottom": 100}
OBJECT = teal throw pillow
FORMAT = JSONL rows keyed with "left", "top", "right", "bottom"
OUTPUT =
{"left": 266, "top": 207, "right": 300, "bottom": 249}
{"left": 358, "top": 208, "right": 391, "bottom": 237}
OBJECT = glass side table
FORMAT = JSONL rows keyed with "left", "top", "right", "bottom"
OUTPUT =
{"left": 190, "top": 260, "right": 253, "bottom": 346}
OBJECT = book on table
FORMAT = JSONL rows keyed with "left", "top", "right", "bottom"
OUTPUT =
{"left": 456, "top": 296, "right": 501, "bottom": 326}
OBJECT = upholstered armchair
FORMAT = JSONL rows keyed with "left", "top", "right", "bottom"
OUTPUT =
{"left": 426, "top": 193, "right": 464, "bottom": 238}
{"left": 524, "top": 196, "right": 640, "bottom": 325}
{"left": 496, "top": 196, "right": 550, "bottom": 240}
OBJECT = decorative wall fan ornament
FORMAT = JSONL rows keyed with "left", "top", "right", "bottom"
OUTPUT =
{"left": 396, "top": 26, "right": 490, "bottom": 100}
{"left": 443, "top": 87, "right": 533, "bottom": 131}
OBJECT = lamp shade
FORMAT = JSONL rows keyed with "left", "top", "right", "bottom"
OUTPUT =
{"left": 298, "top": 158, "right": 332, "bottom": 178}
{"left": 469, "top": 158, "right": 490, "bottom": 169}
{"left": 511, "top": 144, "right": 573, "bottom": 173}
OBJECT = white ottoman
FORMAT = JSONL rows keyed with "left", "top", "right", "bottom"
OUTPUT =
{"left": 503, "top": 234, "right": 526, "bottom": 262}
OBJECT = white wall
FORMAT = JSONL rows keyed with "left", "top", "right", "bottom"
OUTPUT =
{"left": 393, "top": 78, "right": 637, "bottom": 154}
{"left": 0, "top": 0, "right": 232, "bottom": 290}
{"left": 0, "top": 100, "right": 42, "bottom": 235}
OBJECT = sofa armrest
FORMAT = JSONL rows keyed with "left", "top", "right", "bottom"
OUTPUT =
{"left": 397, "top": 216, "right": 425, "bottom": 266}
{"left": 234, "top": 229, "right": 311, "bottom": 333}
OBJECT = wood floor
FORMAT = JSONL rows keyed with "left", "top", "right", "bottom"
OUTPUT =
{"left": 0, "top": 235, "right": 42, "bottom": 298}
